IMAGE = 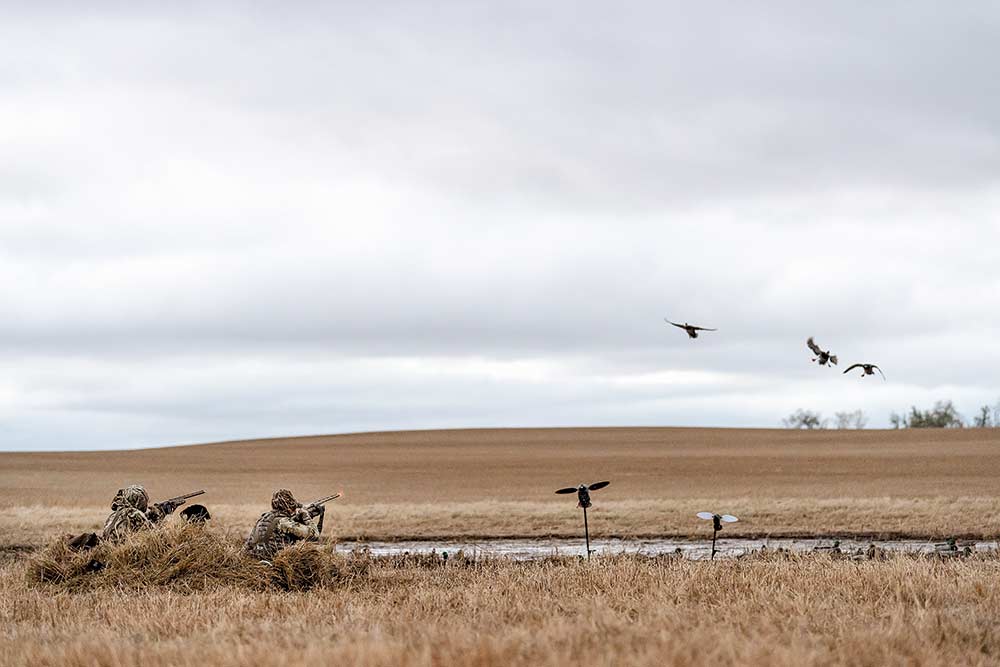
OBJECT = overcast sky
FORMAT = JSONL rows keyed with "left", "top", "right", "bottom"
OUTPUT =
{"left": 2, "top": 2, "right": 999, "bottom": 450}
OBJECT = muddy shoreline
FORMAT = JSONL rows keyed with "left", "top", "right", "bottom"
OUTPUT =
{"left": 6, "top": 535, "right": 999, "bottom": 564}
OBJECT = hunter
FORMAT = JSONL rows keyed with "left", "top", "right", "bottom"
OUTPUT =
{"left": 101, "top": 484, "right": 186, "bottom": 542}
{"left": 243, "top": 489, "right": 321, "bottom": 559}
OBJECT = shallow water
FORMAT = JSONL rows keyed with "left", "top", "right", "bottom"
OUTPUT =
{"left": 335, "top": 537, "right": 1000, "bottom": 560}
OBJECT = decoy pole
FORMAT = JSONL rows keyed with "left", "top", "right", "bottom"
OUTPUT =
{"left": 698, "top": 512, "right": 738, "bottom": 560}
{"left": 711, "top": 515, "right": 721, "bottom": 560}
{"left": 556, "top": 481, "right": 610, "bottom": 560}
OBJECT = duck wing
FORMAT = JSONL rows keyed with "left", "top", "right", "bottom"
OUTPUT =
{"left": 807, "top": 337, "right": 823, "bottom": 355}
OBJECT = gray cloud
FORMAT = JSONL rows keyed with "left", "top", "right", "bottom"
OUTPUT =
{"left": 2, "top": 2, "right": 999, "bottom": 449}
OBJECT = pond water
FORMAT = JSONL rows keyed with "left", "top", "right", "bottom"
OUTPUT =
{"left": 334, "top": 537, "right": 1000, "bottom": 560}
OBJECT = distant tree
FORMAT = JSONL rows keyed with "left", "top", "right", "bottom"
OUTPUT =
{"left": 890, "top": 400, "right": 965, "bottom": 429}
{"left": 973, "top": 400, "right": 1000, "bottom": 428}
{"left": 834, "top": 410, "right": 868, "bottom": 430}
{"left": 783, "top": 409, "right": 828, "bottom": 430}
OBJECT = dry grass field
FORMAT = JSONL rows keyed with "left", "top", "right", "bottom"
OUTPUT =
{"left": 2, "top": 427, "right": 1000, "bottom": 547}
{"left": 3, "top": 427, "right": 1000, "bottom": 666}
{"left": 3, "top": 525, "right": 1000, "bottom": 666}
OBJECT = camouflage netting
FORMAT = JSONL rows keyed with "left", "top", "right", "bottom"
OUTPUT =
{"left": 25, "top": 524, "right": 372, "bottom": 592}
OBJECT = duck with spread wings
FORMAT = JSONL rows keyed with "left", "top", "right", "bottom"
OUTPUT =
{"left": 843, "top": 363, "right": 885, "bottom": 380}
{"left": 665, "top": 318, "right": 717, "bottom": 339}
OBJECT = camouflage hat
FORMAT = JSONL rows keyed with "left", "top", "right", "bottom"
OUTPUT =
{"left": 112, "top": 485, "right": 149, "bottom": 511}
{"left": 271, "top": 489, "right": 300, "bottom": 514}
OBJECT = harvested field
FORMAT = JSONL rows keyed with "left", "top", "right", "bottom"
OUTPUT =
{"left": 5, "top": 427, "right": 1000, "bottom": 505}
{"left": 2, "top": 428, "right": 999, "bottom": 547}
{"left": 4, "top": 427, "right": 1000, "bottom": 666}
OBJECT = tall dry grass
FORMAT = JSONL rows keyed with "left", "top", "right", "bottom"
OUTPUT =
{"left": 23, "top": 524, "right": 437, "bottom": 593}
{"left": 3, "top": 534, "right": 1000, "bottom": 666}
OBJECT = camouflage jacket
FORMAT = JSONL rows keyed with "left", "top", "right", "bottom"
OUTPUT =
{"left": 243, "top": 510, "right": 319, "bottom": 559}
{"left": 102, "top": 506, "right": 168, "bottom": 542}
{"left": 101, "top": 486, "right": 172, "bottom": 542}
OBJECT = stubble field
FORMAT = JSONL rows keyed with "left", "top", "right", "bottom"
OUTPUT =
{"left": 3, "top": 427, "right": 1000, "bottom": 666}
{"left": 2, "top": 427, "right": 1000, "bottom": 546}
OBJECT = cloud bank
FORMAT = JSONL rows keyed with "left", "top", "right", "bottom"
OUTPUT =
{"left": 2, "top": 2, "right": 999, "bottom": 449}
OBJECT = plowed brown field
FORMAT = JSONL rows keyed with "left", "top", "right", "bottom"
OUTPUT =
{"left": 2, "top": 427, "right": 999, "bottom": 543}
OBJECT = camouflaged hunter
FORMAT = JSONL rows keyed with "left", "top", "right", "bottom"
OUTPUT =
{"left": 101, "top": 485, "right": 193, "bottom": 542}
{"left": 244, "top": 489, "right": 322, "bottom": 559}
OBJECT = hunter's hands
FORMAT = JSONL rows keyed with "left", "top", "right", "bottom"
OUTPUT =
{"left": 304, "top": 503, "right": 325, "bottom": 519}
{"left": 155, "top": 499, "right": 184, "bottom": 515}
{"left": 293, "top": 507, "right": 312, "bottom": 523}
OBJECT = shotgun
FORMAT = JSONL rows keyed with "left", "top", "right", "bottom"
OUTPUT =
{"left": 154, "top": 489, "right": 206, "bottom": 515}
{"left": 303, "top": 493, "right": 341, "bottom": 534}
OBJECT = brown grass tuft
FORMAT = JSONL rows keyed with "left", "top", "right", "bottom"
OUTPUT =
{"left": 25, "top": 525, "right": 372, "bottom": 592}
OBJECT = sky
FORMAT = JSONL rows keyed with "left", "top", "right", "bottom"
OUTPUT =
{"left": 2, "top": 2, "right": 999, "bottom": 450}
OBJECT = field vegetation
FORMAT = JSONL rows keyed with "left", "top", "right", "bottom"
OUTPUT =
{"left": 3, "top": 428, "right": 1000, "bottom": 549}
{"left": 3, "top": 524, "right": 1000, "bottom": 666}
{"left": 4, "top": 428, "right": 1000, "bottom": 665}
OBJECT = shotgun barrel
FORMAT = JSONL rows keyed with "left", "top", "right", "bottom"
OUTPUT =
{"left": 180, "top": 489, "right": 205, "bottom": 500}
{"left": 166, "top": 490, "right": 206, "bottom": 503}
{"left": 308, "top": 493, "right": 341, "bottom": 507}
{"left": 305, "top": 493, "right": 341, "bottom": 534}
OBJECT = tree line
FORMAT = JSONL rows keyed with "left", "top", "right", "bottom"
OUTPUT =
{"left": 783, "top": 399, "right": 1000, "bottom": 430}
